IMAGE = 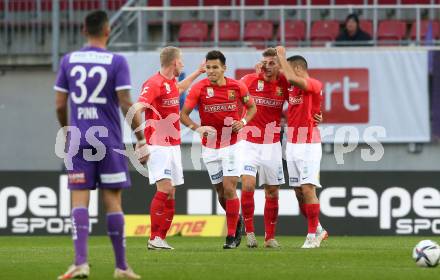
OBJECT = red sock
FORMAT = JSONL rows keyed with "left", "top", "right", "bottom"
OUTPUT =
{"left": 304, "top": 204, "right": 320, "bottom": 234}
{"left": 241, "top": 191, "right": 255, "bottom": 233}
{"left": 226, "top": 198, "right": 240, "bottom": 237}
{"left": 264, "top": 197, "right": 279, "bottom": 241}
{"left": 149, "top": 191, "right": 167, "bottom": 240}
{"left": 159, "top": 199, "right": 175, "bottom": 239}
{"left": 299, "top": 203, "right": 307, "bottom": 217}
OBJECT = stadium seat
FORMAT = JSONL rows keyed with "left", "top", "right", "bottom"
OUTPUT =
{"left": 210, "top": 21, "right": 240, "bottom": 41}
{"left": 41, "top": 0, "right": 68, "bottom": 11}
{"left": 108, "top": 0, "right": 128, "bottom": 10}
{"left": 360, "top": 19, "right": 373, "bottom": 37}
{"left": 401, "top": 0, "right": 432, "bottom": 3}
{"left": 8, "top": 0, "right": 35, "bottom": 11}
{"left": 268, "top": 0, "right": 299, "bottom": 4}
{"left": 235, "top": 68, "right": 255, "bottom": 80}
{"left": 243, "top": 0, "right": 265, "bottom": 5}
{"left": 377, "top": 20, "right": 407, "bottom": 44}
{"left": 244, "top": 20, "right": 274, "bottom": 48}
{"left": 276, "top": 20, "right": 306, "bottom": 45}
{"left": 410, "top": 20, "right": 440, "bottom": 41}
{"left": 147, "top": 0, "right": 163, "bottom": 6}
{"left": 204, "top": 0, "right": 236, "bottom": 5}
{"left": 178, "top": 21, "right": 209, "bottom": 45}
{"left": 311, "top": 20, "right": 340, "bottom": 46}
{"left": 73, "top": 0, "right": 101, "bottom": 10}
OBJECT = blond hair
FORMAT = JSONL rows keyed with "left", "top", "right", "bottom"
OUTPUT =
{"left": 160, "top": 46, "right": 181, "bottom": 67}
{"left": 262, "top": 47, "right": 277, "bottom": 57}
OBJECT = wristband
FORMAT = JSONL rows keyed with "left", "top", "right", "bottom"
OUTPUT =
{"left": 241, "top": 118, "right": 247, "bottom": 126}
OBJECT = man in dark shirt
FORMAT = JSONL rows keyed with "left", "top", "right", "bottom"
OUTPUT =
{"left": 335, "top": 13, "right": 372, "bottom": 46}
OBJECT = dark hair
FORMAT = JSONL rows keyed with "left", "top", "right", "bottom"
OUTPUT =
{"left": 345, "top": 13, "right": 360, "bottom": 25}
{"left": 206, "top": 50, "right": 226, "bottom": 65}
{"left": 84, "top": 10, "right": 108, "bottom": 37}
{"left": 287, "top": 55, "right": 308, "bottom": 70}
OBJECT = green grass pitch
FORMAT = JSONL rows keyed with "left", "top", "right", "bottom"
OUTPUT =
{"left": 0, "top": 236, "right": 438, "bottom": 280}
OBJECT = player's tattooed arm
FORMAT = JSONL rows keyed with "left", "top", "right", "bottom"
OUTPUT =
{"left": 275, "top": 46, "right": 308, "bottom": 90}
{"left": 177, "top": 62, "right": 206, "bottom": 94}
{"left": 55, "top": 91, "right": 68, "bottom": 130}
{"left": 118, "top": 90, "right": 145, "bottom": 142}
{"left": 232, "top": 94, "right": 257, "bottom": 132}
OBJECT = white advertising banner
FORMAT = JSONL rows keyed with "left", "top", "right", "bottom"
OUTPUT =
{"left": 121, "top": 49, "right": 430, "bottom": 143}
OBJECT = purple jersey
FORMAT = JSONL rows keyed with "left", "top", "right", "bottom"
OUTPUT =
{"left": 54, "top": 46, "right": 131, "bottom": 147}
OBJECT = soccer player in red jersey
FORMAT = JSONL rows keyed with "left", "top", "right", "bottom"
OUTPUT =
{"left": 133, "top": 46, "right": 205, "bottom": 250}
{"left": 239, "top": 48, "right": 290, "bottom": 248}
{"left": 276, "top": 46, "right": 328, "bottom": 249}
{"left": 180, "top": 50, "right": 257, "bottom": 249}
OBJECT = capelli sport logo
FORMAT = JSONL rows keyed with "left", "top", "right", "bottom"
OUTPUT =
{"left": 309, "top": 68, "right": 369, "bottom": 123}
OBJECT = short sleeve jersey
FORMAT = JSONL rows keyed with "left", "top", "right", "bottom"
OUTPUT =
{"left": 54, "top": 46, "right": 131, "bottom": 147}
{"left": 287, "top": 77, "right": 323, "bottom": 144}
{"left": 138, "top": 72, "right": 181, "bottom": 146}
{"left": 241, "top": 73, "right": 289, "bottom": 144}
{"left": 185, "top": 77, "right": 254, "bottom": 149}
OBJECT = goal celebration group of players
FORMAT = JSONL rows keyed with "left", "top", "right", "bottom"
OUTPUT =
{"left": 54, "top": 10, "right": 328, "bottom": 280}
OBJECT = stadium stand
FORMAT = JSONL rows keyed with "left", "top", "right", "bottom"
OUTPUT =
{"left": 244, "top": 20, "right": 274, "bottom": 48}
{"left": 311, "top": 20, "right": 341, "bottom": 46}
{"left": 276, "top": 20, "right": 306, "bottom": 45}
{"left": 409, "top": 20, "right": 440, "bottom": 40}
{"left": 210, "top": 20, "right": 241, "bottom": 42}
{"left": 178, "top": 21, "right": 209, "bottom": 46}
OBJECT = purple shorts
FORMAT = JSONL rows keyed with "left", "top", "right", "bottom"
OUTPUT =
{"left": 67, "top": 146, "right": 131, "bottom": 190}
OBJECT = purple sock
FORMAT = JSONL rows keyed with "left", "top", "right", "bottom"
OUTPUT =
{"left": 72, "top": 207, "right": 89, "bottom": 266}
{"left": 107, "top": 212, "right": 127, "bottom": 270}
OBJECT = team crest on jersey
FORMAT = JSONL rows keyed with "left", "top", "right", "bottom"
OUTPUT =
{"left": 164, "top": 82, "right": 171, "bottom": 94}
{"left": 257, "top": 80, "right": 264, "bottom": 91}
{"left": 228, "top": 90, "right": 236, "bottom": 100}
{"left": 276, "top": 86, "right": 283, "bottom": 96}
{"left": 206, "top": 87, "right": 214, "bottom": 98}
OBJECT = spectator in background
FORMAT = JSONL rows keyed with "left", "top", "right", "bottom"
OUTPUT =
{"left": 335, "top": 14, "right": 372, "bottom": 46}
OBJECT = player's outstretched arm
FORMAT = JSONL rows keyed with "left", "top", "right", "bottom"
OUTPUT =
{"left": 55, "top": 91, "right": 68, "bottom": 129}
{"left": 118, "top": 90, "right": 145, "bottom": 142}
{"left": 177, "top": 62, "right": 206, "bottom": 94}
{"left": 275, "top": 46, "right": 308, "bottom": 91}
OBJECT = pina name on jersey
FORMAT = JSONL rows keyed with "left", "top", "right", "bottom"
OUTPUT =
{"left": 78, "top": 107, "right": 99, "bottom": 120}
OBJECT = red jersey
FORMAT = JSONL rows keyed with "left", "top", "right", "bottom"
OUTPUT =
{"left": 185, "top": 77, "right": 253, "bottom": 149}
{"left": 241, "top": 73, "right": 289, "bottom": 144}
{"left": 287, "top": 77, "right": 322, "bottom": 144}
{"left": 138, "top": 72, "right": 181, "bottom": 146}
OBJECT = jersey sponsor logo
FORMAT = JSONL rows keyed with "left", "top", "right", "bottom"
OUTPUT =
{"left": 206, "top": 87, "right": 214, "bottom": 98}
{"left": 0, "top": 175, "right": 99, "bottom": 234}
{"left": 68, "top": 172, "right": 86, "bottom": 184}
{"left": 228, "top": 90, "right": 236, "bottom": 100}
{"left": 289, "top": 95, "right": 303, "bottom": 105}
{"left": 257, "top": 80, "right": 264, "bottom": 92}
{"left": 254, "top": 96, "right": 284, "bottom": 108}
{"left": 164, "top": 82, "right": 171, "bottom": 94}
{"left": 204, "top": 103, "right": 237, "bottom": 113}
{"left": 164, "top": 169, "right": 172, "bottom": 175}
{"left": 276, "top": 86, "right": 284, "bottom": 96}
{"left": 69, "top": 51, "right": 113, "bottom": 65}
{"left": 289, "top": 177, "right": 299, "bottom": 183}
{"left": 309, "top": 68, "right": 369, "bottom": 123}
{"left": 162, "top": 97, "right": 180, "bottom": 107}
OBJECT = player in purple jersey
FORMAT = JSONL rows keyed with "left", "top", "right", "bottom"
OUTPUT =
{"left": 55, "top": 11, "right": 142, "bottom": 279}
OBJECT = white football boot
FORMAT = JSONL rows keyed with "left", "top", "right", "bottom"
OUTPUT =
{"left": 114, "top": 266, "right": 141, "bottom": 279}
{"left": 246, "top": 232, "right": 258, "bottom": 248}
{"left": 301, "top": 235, "right": 320, "bottom": 249}
{"left": 147, "top": 236, "right": 174, "bottom": 250}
